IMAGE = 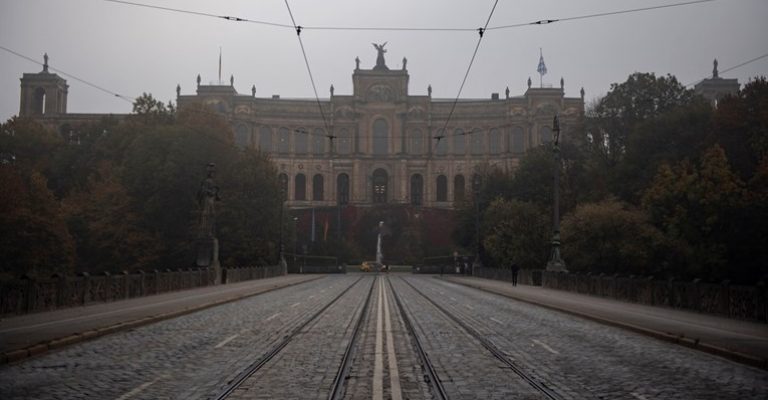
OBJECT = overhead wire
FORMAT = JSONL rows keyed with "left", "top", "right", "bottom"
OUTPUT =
{"left": 0, "top": 45, "right": 135, "bottom": 104}
{"left": 101, "top": 0, "right": 719, "bottom": 32}
{"left": 685, "top": 52, "right": 768, "bottom": 87}
{"left": 283, "top": 0, "right": 335, "bottom": 150}
{"left": 429, "top": 0, "right": 499, "bottom": 158}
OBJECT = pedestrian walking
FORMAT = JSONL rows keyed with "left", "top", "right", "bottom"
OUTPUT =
{"left": 510, "top": 262, "right": 519, "bottom": 286}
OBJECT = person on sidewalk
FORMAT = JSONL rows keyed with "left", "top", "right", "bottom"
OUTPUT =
{"left": 510, "top": 262, "right": 519, "bottom": 286}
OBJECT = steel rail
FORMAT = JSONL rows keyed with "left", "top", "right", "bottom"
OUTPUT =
{"left": 214, "top": 276, "right": 366, "bottom": 400}
{"left": 388, "top": 276, "right": 450, "bottom": 400}
{"left": 327, "top": 276, "right": 377, "bottom": 400}
{"left": 398, "top": 277, "right": 563, "bottom": 400}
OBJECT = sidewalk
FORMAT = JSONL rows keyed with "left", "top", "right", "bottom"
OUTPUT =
{"left": 0, "top": 274, "right": 322, "bottom": 364}
{"left": 442, "top": 276, "right": 768, "bottom": 370}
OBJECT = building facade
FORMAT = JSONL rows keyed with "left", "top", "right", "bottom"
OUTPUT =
{"left": 177, "top": 51, "right": 585, "bottom": 209}
{"left": 19, "top": 50, "right": 587, "bottom": 209}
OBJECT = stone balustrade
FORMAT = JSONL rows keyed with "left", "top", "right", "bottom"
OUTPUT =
{"left": 0, "top": 265, "right": 286, "bottom": 316}
{"left": 473, "top": 267, "right": 767, "bottom": 322}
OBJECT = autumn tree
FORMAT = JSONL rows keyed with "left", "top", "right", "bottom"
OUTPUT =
{"left": 561, "top": 199, "right": 669, "bottom": 276}
{"left": 482, "top": 198, "right": 550, "bottom": 270}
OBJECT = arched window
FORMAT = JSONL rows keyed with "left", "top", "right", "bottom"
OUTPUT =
{"left": 295, "top": 173, "right": 306, "bottom": 201}
{"left": 259, "top": 126, "right": 272, "bottom": 152}
{"left": 434, "top": 129, "right": 447, "bottom": 155}
{"left": 33, "top": 87, "right": 46, "bottom": 115}
{"left": 410, "top": 174, "right": 424, "bottom": 206}
{"left": 454, "top": 175, "right": 465, "bottom": 202}
{"left": 436, "top": 175, "right": 448, "bottom": 202}
{"left": 337, "top": 128, "right": 351, "bottom": 155}
{"left": 489, "top": 128, "right": 502, "bottom": 154}
{"left": 295, "top": 129, "right": 308, "bottom": 154}
{"left": 278, "top": 173, "right": 289, "bottom": 200}
{"left": 511, "top": 126, "right": 525, "bottom": 153}
{"left": 337, "top": 173, "right": 350, "bottom": 205}
{"left": 313, "top": 174, "right": 324, "bottom": 201}
{"left": 409, "top": 129, "right": 423, "bottom": 155}
{"left": 453, "top": 129, "right": 466, "bottom": 155}
{"left": 313, "top": 129, "right": 325, "bottom": 155}
{"left": 470, "top": 130, "right": 484, "bottom": 155}
{"left": 235, "top": 124, "right": 250, "bottom": 148}
{"left": 373, "top": 118, "right": 388, "bottom": 155}
{"left": 373, "top": 169, "right": 388, "bottom": 203}
{"left": 278, "top": 127, "right": 290, "bottom": 154}
{"left": 540, "top": 126, "right": 552, "bottom": 145}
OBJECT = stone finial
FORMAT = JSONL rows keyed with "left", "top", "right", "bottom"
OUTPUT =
{"left": 713, "top": 58, "right": 719, "bottom": 78}
{"left": 252, "top": 85, "right": 256, "bottom": 97}
{"left": 527, "top": 77, "right": 532, "bottom": 89}
{"left": 580, "top": 87, "right": 585, "bottom": 100}
{"left": 197, "top": 74, "right": 201, "bottom": 87}
{"left": 560, "top": 77, "right": 564, "bottom": 89}
{"left": 402, "top": 57, "right": 407, "bottom": 70}
{"left": 505, "top": 86, "right": 510, "bottom": 99}
{"left": 43, "top": 53, "right": 49, "bottom": 72}
{"left": 355, "top": 56, "right": 360, "bottom": 70}
{"left": 428, "top": 84, "right": 432, "bottom": 97}
{"left": 330, "top": 84, "right": 335, "bottom": 96}
{"left": 176, "top": 84, "right": 181, "bottom": 97}
{"left": 230, "top": 74, "right": 234, "bottom": 87}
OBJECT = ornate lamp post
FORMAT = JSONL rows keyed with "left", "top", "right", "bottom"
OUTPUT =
{"left": 472, "top": 174, "right": 483, "bottom": 275}
{"left": 546, "top": 116, "right": 567, "bottom": 271}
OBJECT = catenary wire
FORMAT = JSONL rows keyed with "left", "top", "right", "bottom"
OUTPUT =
{"left": 0, "top": 45, "right": 135, "bottom": 103}
{"left": 102, "top": 0, "right": 294, "bottom": 28}
{"left": 429, "top": 0, "right": 499, "bottom": 157}
{"left": 283, "top": 0, "right": 334, "bottom": 147}
{"left": 101, "top": 0, "right": 719, "bottom": 32}
{"left": 685, "top": 52, "right": 768, "bottom": 87}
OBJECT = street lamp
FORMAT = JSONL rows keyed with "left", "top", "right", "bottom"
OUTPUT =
{"left": 278, "top": 174, "right": 288, "bottom": 266}
{"left": 472, "top": 174, "right": 482, "bottom": 274}
{"left": 546, "top": 115, "right": 567, "bottom": 271}
{"left": 293, "top": 216, "right": 299, "bottom": 272}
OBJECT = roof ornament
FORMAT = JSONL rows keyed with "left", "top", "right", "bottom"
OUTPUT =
{"left": 355, "top": 56, "right": 360, "bottom": 70}
{"left": 560, "top": 77, "right": 564, "bottom": 89}
{"left": 372, "top": 42, "right": 388, "bottom": 71}
{"left": 230, "top": 74, "right": 234, "bottom": 87}
{"left": 176, "top": 84, "right": 181, "bottom": 97}
{"left": 527, "top": 77, "right": 532, "bottom": 89}
{"left": 43, "top": 53, "right": 49, "bottom": 72}
{"left": 580, "top": 87, "right": 585, "bottom": 100}
{"left": 197, "top": 74, "right": 201, "bottom": 88}
{"left": 252, "top": 85, "right": 256, "bottom": 97}
{"left": 402, "top": 57, "right": 407, "bottom": 70}
{"left": 713, "top": 59, "right": 719, "bottom": 78}
{"left": 330, "top": 84, "right": 334, "bottom": 96}
{"left": 505, "top": 86, "right": 510, "bottom": 99}
{"left": 428, "top": 84, "right": 432, "bottom": 97}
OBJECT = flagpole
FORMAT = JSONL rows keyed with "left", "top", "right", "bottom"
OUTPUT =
{"left": 218, "top": 47, "right": 222, "bottom": 85}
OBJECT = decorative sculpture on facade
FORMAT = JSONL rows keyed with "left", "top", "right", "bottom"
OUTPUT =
{"left": 372, "top": 42, "right": 388, "bottom": 70}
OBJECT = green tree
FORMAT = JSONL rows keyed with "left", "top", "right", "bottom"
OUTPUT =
{"left": 642, "top": 145, "right": 746, "bottom": 280}
{"left": 482, "top": 198, "right": 549, "bottom": 270}
{"left": 560, "top": 198, "right": 669, "bottom": 276}
{"left": 0, "top": 166, "right": 75, "bottom": 279}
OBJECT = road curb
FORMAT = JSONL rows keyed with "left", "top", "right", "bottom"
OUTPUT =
{"left": 443, "top": 278, "right": 768, "bottom": 371}
{"left": 0, "top": 275, "right": 323, "bottom": 366}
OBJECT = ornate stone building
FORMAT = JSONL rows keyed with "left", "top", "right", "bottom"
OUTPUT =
{"left": 18, "top": 50, "right": 586, "bottom": 209}
{"left": 177, "top": 49, "right": 585, "bottom": 209}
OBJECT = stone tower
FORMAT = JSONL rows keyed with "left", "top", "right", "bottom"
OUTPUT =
{"left": 19, "top": 53, "right": 69, "bottom": 117}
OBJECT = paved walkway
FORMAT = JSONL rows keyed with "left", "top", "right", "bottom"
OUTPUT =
{"left": 0, "top": 274, "right": 321, "bottom": 364}
{"left": 443, "top": 276, "right": 768, "bottom": 369}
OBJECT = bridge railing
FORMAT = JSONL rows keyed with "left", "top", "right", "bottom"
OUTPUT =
{"left": 0, "top": 265, "right": 286, "bottom": 317}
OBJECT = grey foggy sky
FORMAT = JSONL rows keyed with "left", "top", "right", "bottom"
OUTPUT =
{"left": 1, "top": 0, "right": 766, "bottom": 122}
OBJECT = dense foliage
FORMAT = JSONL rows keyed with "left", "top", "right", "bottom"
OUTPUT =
{"left": 456, "top": 75, "right": 768, "bottom": 283}
{"left": 0, "top": 94, "right": 281, "bottom": 279}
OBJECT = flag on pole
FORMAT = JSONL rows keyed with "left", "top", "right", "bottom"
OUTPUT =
{"left": 537, "top": 48, "right": 547, "bottom": 76}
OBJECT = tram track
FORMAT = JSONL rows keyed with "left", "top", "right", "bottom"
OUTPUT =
{"left": 392, "top": 276, "right": 564, "bottom": 400}
{"left": 213, "top": 276, "right": 376, "bottom": 400}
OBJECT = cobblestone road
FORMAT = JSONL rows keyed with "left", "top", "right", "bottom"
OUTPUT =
{"left": 0, "top": 274, "right": 765, "bottom": 399}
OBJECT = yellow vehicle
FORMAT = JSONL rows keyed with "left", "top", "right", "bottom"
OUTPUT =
{"left": 360, "top": 261, "right": 382, "bottom": 272}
